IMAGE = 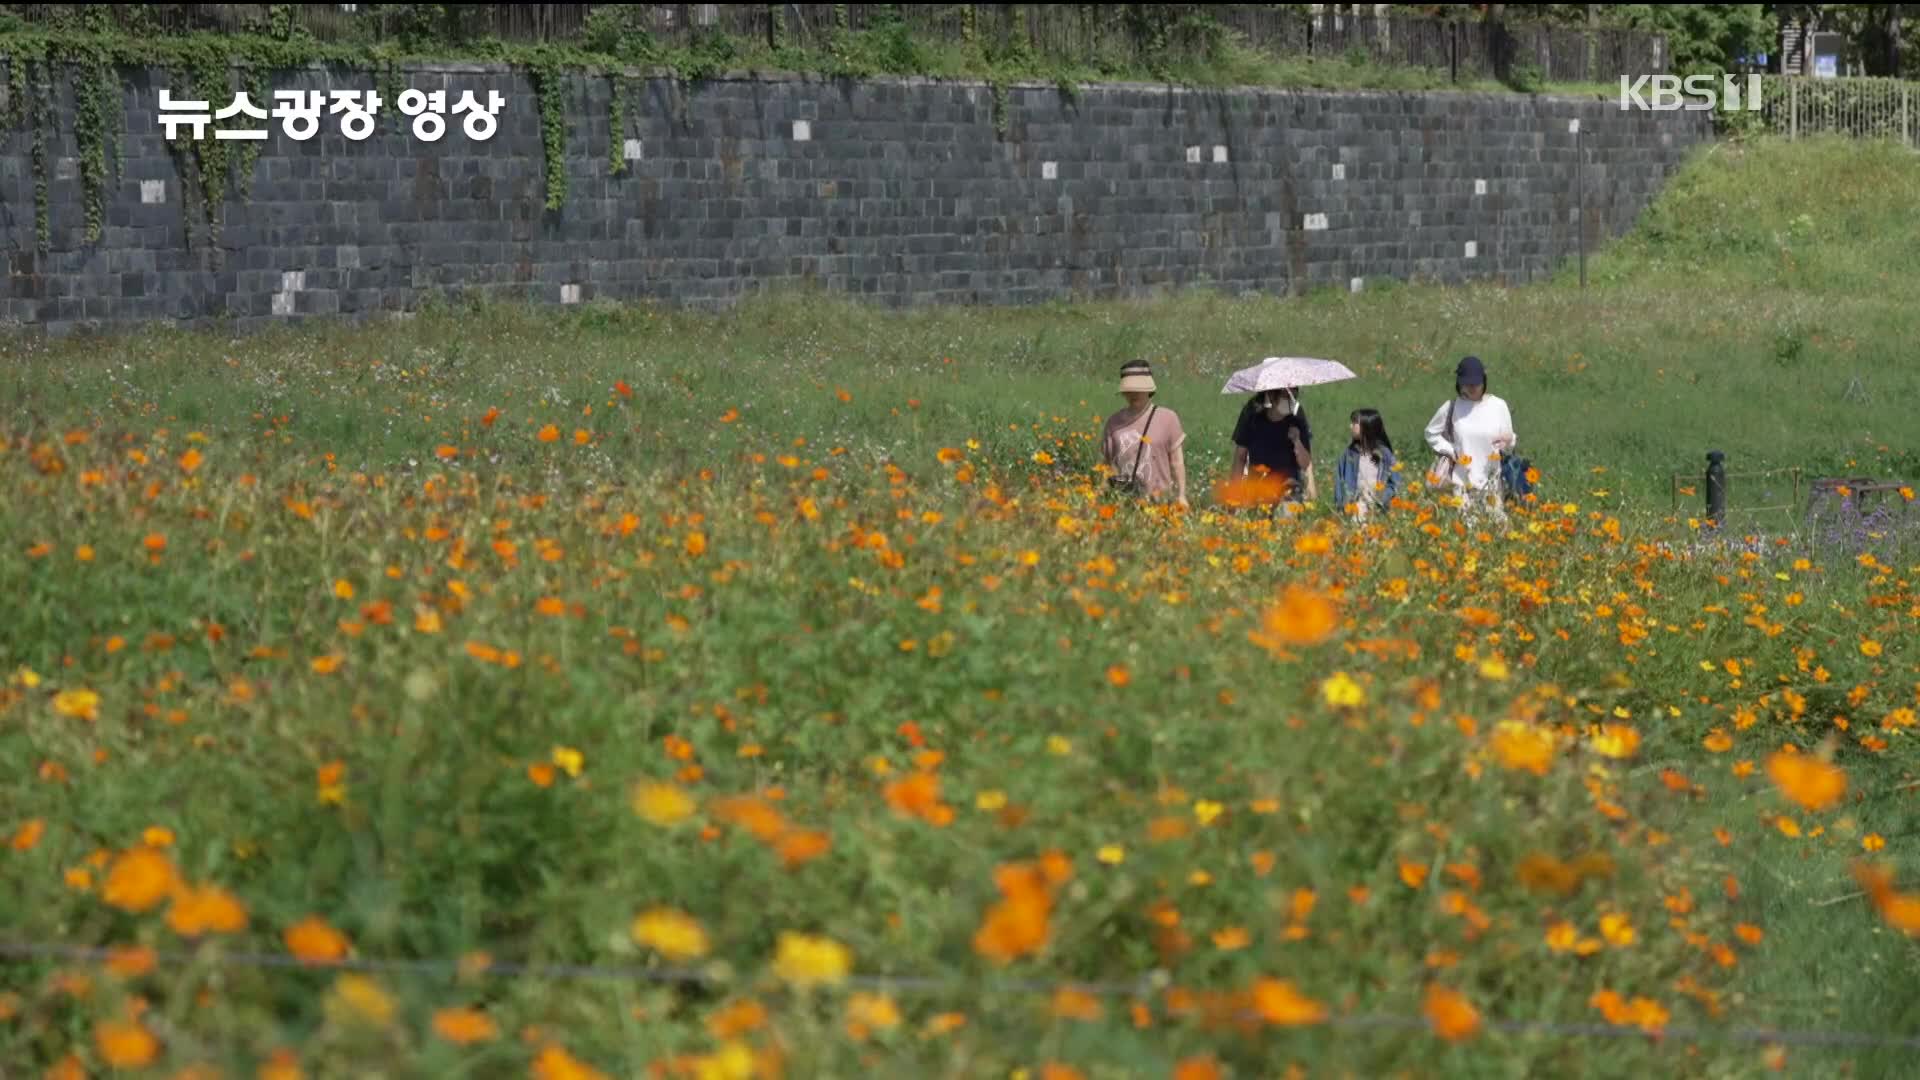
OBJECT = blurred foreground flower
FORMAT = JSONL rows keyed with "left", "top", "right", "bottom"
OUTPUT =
{"left": 1250, "top": 584, "right": 1339, "bottom": 652}
{"left": 632, "top": 908, "right": 711, "bottom": 960}
{"left": 1765, "top": 750, "right": 1847, "bottom": 812}
{"left": 1423, "top": 984, "right": 1481, "bottom": 1042}
{"left": 773, "top": 931, "right": 853, "bottom": 988}
{"left": 632, "top": 781, "right": 697, "bottom": 826}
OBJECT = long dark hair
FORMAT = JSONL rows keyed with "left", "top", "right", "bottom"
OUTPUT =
{"left": 1350, "top": 408, "right": 1392, "bottom": 459}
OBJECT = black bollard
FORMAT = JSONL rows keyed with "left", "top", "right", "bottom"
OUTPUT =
{"left": 1705, "top": 451, "right": 1726, "bottom": 528}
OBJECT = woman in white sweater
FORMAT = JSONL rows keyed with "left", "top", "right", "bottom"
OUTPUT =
{"left": 1424, "top": 355, "right": 1517, "bottom": 516}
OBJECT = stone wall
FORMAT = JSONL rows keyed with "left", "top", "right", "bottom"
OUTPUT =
{"left": 0, "top": 62, "right": 1717, "bottom": 336}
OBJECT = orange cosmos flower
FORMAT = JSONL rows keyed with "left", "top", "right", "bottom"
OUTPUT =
{"left": 706, "top": 998, "right": 769, "bottom": 1040}
{"left": 166, "top": 882, "right": 250, "bottom": 937}
{"left": 1251, "top": 584, "right": 1339, "bottom": 651}
{"left": 1250, "top": 978, "right": 1328, "bottom": 1026}
{"left": 1588, "top": 724, "right": 1641, "bottom": 759}
{"left": 1765, "top": 750, "right": 1847, "bottom": 812}
{"left": 536, "top": 424, "right": 560, "bottom": 442}
{"left": 775, "top": 828, "right": 833, "bottom": 869}
{"left": 284, "top": 916, "right": 352, "bottom": 966}
{"left": 711, "top": 796, "right": 787, "bottom": 844}
{"left": 1489, "top": 722, "right": 1554, "bottom": 776}
{"left": 8, "top": 819, "right": 44, "bottom": 851}
{"left": 104, "top": 944, "right": 156, "bottom": 978}
{"left": 531, "top": 1044, "right": 612, "bottom": 1080}
{"left": 973, "top": 861, "right": 1057, "bottom": 964}
{"left": 94, "top": 1017, "right": 161, "bottom": 1068}
{"left": 101, "top": 848, "right": 179, "bottom": 913}
{"left": 1172, "top": 1056, "right": 1224, "bottom": 1080}
{"left": 1854, "top": 863, "right": 1920, "bottom": 935}
{"left": 178, "top": 447, "right": 203, "bottom": 473}
{"left": 884, "top": 772, "right": 953, "bottom": 826}
{"left": 1050, "top": 987, "right": 1103, "bottom": 1021}
{"left": 1423, "top": 984, "right": 1481, "bottom": 1042}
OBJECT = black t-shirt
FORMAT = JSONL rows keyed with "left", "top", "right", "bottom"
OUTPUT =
{"left": 1233, "top": 402, "right": 1312, "bottom": 482}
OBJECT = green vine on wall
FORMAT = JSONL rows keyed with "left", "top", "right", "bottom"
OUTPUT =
{"left": 73, "top": 50, "right": 124, "bottom": 243}
{"left": 376, "top": 56, "right": 405, "bottom": 136}
{"left": 30, "top": 60, "right": 49, "bottom": 252}
{"left": 607, "top": 73, "right": 626, "bottom": 178}
{"left": 232, "top": 67, "right": 269, "bottom": 202}
{"left": 528, "top": 56, "right": 569, "bottom": 211}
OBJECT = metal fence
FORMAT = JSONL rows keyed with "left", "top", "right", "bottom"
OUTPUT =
{"left": 1757, "top": 74, "right": 1919, "bottom": 146}
{"left": 0, "top": 4, "right": 1671, "bottom": 83}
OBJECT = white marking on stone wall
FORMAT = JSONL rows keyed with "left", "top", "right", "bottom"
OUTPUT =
{"left": 1475, "top": 178, "right": 1487, "bottom": 195}
{"left": 1331, "top": 163, "right": 1346, "bottom": 181}
{"left": 1186, "top": 145, "right": 1202, "bottom": 164}
{"left": 1304, "top": 213, "right": 1329, "bottom": 231}
{"left": 1349, "top": 277, "right": 1364, "bottom": 294}
{"left": 1041, "top": 161, "right": 1057, "bottom": 180}
{"left": 561, "top": 284, "right": 582, "bottom": 304}
{"left": 1212, "top": 145, "right": 1228, "bottom": 163}
{"left": 623, "top": 138, "right": 644, "bottom": 160}
{"left": 1464, "top": 241, "right": 1478, "bottom": 258}
{"left": 140, "top": 180, "right": 166, "bottom": 204}
{"left": 271, "top": 270, "right": 305, "bottom": 317}
{"left": 792, "top": 120, "right": 811, "bottom": 141}
{"left": 1568, "top": 119, "right": 1581, "bottom": 134}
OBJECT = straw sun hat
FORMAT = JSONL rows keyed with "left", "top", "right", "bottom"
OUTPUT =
{"left": 1118, "top": 360, "right": 1157, "bottom": 395}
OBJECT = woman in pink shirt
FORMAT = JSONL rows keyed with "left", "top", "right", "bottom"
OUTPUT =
{"left": 1102, "top": 361, "right": 1189, "bottom": 508}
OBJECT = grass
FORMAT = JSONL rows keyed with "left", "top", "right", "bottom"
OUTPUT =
{"left": 2, "top": 135, "right": 1920, "bottom": 1078}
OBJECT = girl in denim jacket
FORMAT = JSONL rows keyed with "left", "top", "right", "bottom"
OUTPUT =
{"left": 1336, "top": 408, "right": 1399, "bottom": 520}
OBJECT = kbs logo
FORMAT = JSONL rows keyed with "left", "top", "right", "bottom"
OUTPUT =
{"left": 1618, "top": 74, "right": 1764, "bottom": 112}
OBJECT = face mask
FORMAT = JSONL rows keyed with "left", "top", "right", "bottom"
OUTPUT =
{"left": 1263, "top": 394, "right": 1294, "bottom": 417}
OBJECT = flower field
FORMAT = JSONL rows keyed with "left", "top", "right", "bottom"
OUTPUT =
{"left": 4, "top": 136, "right": 1920, "bottom": 1078}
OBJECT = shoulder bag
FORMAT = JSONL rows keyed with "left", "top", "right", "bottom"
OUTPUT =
{"left": 1108, "top": 405, "right": 1159, "bottom": 498}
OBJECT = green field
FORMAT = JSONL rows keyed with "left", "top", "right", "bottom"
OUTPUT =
{"left": 4, "top": 135, "right": 1920, "bottom": 1079}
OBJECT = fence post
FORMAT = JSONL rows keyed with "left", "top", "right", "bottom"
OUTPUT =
{"left": 1576, "top": 121, "right": 1586, "bottom": 289}
{"left": 1904, "top": 84, "right": 1911, "bottom": 148}
{"left": 1705, "top": 451, "right": 1726, "bottom": 528}
{"left": 1790, "top": 78, "right": 1799, "bottom": 140}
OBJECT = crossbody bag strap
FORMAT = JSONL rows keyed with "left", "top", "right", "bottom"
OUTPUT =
{"left": 1128, "top": 405, "right": 1159, "bottom": 485}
